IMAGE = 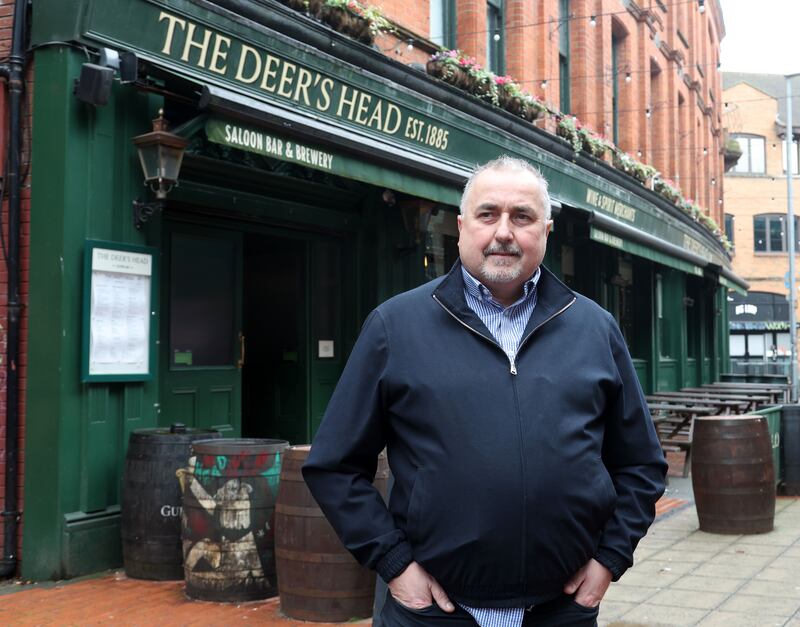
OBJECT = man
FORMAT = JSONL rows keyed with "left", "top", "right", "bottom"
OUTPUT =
{"left": 303, "top": 156, "right": 667, "bottom": 626}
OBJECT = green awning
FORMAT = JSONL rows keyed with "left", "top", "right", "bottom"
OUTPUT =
{"left": 718, "top": 274, "right": 748, "bottom": 296}
{"left": 205, "top": 117, "right": 462, "bottom": 207}
{"left": 590, "top": 226, "right": 704, "bottom": 277}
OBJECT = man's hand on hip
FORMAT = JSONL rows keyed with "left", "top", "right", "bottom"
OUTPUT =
{"left": 388, "top": 561, "right": 455, "bottom": 612}
{"left": 562, "top": 558, "right": 612, "bottom": 608}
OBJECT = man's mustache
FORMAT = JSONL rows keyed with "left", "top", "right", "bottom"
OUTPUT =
{"left": 483, "top": 244, "right": 522, "bottom": 257}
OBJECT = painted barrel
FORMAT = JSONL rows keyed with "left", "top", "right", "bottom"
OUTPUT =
{"left": 692, "top": 415, "right": 776, "bottom": 534}
{"left": 180, "top": 438, "right": 289, "bottom": 602}
{"left": 121, "top": 423, "right": 221, "bottom": 580}
{"left": 275, "top": 445, "right": 390, "bottom": 622}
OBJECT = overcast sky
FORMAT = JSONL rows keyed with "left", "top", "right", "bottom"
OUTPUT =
{"left": 719, "top": 0, "right": 800, "bottom": 75}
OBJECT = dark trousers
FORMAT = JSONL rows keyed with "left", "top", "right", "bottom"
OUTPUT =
{"left": 379, "top": 591, "right": 599, "bottom": 627}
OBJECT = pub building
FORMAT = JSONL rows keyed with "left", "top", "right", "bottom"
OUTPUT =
{"left": 9, "top": 0, "right": 745, "bottom": 580}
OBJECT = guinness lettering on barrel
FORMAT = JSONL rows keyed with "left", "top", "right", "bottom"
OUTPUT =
{"left": 121, "top": 424, "right": 221, "bottom": 580}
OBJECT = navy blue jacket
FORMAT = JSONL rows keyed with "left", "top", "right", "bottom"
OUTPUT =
{"left": 303, "top": 262, "right": 667, "bottom": 608}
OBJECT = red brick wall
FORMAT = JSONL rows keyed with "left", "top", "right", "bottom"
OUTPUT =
{"left": 371, "top": 0, "right": 726, "bottom": 223}
{"left": 0, "top": 0, "right": 31, "bottom": 569}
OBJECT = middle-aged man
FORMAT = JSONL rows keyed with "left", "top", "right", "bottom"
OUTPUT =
{"left": 303, "top": 156, "right": 667, "bottom": 627}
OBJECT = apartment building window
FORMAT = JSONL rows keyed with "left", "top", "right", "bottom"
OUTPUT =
{"left": 753, "top": 214, "right": 800, "bottom": 253}
{"left": 611, "top": 34, "right": 622, "bottom": 145}
{"left": 558, "top": 0, "right": 570, "bottom": 112}
{"left": 486, "top": 0, "right": 505, "bottom": 75}
{"left": 782, "top": 137, "right": 800, "bottom": 175}
{"left": 731, "top": 134, "right": 766, "bottom": 174}
{"left": 430, "top": 0, "right": 456, "bottom": 49}
{"left": 724, "top": 214, "right": 734, "bottom": 249}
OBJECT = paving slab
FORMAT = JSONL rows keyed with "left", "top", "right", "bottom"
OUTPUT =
{"left": 696, "top": 610, "right": 789, "bottom": 627}
{"left": 616, "top": 604, "right": 709, "bottom": 626}
{"left": 668, "top": 575, "right": 745, "bottom": 594}
{"left": 717, "top": 593, "right": 800, "bottom": 616}
{"left": 643, "top": 588, "right": 730, "bottom": 611}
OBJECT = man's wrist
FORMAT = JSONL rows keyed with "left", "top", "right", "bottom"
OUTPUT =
{"left": 376, "top": 541, "right": 414, "bottom": 583}
{"left": 593, "top": 548, "right": 628, "bottom": 581}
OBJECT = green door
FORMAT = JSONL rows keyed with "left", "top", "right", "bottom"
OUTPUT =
{"left": 161, "top": 227, "right": 243, "bottom": 434}
{"left": 241, "top": 233, "right": 349, "bottom": 444}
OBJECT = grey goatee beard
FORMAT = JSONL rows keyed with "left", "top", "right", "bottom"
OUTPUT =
{"left": 479, "top": 243, "right": 523, "bottom": 283}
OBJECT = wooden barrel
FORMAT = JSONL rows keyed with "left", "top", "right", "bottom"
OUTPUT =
{"left": 275, "top": 445, "right": 390, "bottom": 622}
{"left": 121, "top": 424, "right": 220, "bottom": 580}
{"left": 692, "top": 415, "right": 776, "bottom": 534}
{"left": 180, "top": 438, "right": 289, "bottom": 602}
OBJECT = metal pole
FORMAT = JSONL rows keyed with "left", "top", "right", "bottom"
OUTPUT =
{"left": 787, "top": 75, "right": 798, "bottom": 402}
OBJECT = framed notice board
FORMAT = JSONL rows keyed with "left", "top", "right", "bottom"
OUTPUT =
{"left": 81, "top": 240, "right": 158, "bottom": 382}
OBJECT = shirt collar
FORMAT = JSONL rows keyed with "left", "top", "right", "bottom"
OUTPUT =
{"left": 461, "top": 265, "right": 540, "bottom": 309}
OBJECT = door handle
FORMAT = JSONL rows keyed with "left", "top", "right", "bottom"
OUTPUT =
{"left": 237, "top": 332, "right": 246, "bottom": 369}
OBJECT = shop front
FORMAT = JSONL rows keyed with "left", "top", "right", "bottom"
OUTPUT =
{"left": 22, "top": 0, "right": 746, "bottom": 580}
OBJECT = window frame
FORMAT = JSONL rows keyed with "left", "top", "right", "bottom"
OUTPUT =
{"left": 430, "top": 0, "right": 456, "bottom": 49}
{"left": 558, "top": 0, "right": 570, "bottom": 113}
{"left": 730, "top": 133, "right": 766, "bottom": 175}
{"left": 753, "top": 213, "right": 800, "bottom": 253}
{"left": 486, "top": 0, "right": 505, "bottom": 75}
{"left": 782, "top": 136, "right": 800, "bottom": 175}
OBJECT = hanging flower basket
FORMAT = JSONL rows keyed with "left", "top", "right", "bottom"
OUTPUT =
{"left": 320, "top": 5, "right": 373, "bottom": 44}
{"left": 426, "top": 58, "right": 475, "bottom": 91}
{"left": 279, "top": 0, "right": 325, "bottom": 18}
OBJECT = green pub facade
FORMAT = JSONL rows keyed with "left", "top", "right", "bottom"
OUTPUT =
{"left": 20, "top": 0, "right": 745, "bottom": 579}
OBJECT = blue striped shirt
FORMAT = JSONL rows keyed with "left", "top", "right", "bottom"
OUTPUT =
{"left": 458, "top": 266, "right": 540, "bottom": 627}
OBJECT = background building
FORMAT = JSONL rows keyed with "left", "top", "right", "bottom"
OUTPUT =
{"left": 0, "top": 0, "right": 739, "bottom": 580}
{"left": 722, "top": 72, "right": 800, "bottom": 376}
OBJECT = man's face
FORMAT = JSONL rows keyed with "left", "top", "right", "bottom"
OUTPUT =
{"left": 457, "top": 168, "right": 552, "bottom": 300}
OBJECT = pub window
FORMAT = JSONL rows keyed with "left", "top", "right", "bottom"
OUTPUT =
{"left": 430, "top": 0, "right": 456, "bottom": 49}
{"left": 753, "top": 214, "right": 800, "bottom": 253}
{"left": 729, "top": 334, "right": 745, "bottom": 357}
{"left": 731, "top": 134, "right": 766, "bottom": 174}
{"left": 486, "top": 0, "right": 505, "bottom": 75}
{"left": 782, "top": 137, "right": 800, "bottom": 175}
{"left": 558, "top": 0, "right": 570, "bottom": 113}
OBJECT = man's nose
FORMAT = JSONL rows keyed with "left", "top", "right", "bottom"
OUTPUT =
{"left": 494, "top": 213, "right": 513, "bottom": 241}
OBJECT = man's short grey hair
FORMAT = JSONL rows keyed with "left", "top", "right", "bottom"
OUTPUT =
{"left": 460, "top": 155, "right": 552, "bottom": 219}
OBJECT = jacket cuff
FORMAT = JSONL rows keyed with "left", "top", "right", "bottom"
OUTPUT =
{"left": 593, "top": 547, "right": 630, "bottom": 581}
{"left": 375, "top": 541, "right": 414, "bottom": 583}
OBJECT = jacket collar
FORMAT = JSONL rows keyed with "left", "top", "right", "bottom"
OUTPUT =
{"left": 432, "top": 260, "right": 576, "bottom": 340}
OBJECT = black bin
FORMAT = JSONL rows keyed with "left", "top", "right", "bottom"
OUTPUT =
{"left": 782, "top": 405, "right": 800, "bottom": 495}
{"left": 121, "top": 423, "right": 221, "bottom": 580}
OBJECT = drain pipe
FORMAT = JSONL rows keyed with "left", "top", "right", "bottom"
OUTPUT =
{"left": 0, "top": 0, "right": 29, "bottom": 579}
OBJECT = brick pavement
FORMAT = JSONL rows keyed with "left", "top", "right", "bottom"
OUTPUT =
{"left": 5, "top": 491, "right": 800, "bottom": 627}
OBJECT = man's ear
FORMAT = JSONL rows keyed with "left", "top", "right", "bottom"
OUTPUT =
{"left": 545, "top": 220, "right": 554, "bottom": 236}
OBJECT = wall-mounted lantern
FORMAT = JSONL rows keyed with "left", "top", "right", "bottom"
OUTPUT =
{"left": 132, "top": 109, "right": 188, "bottom": 229}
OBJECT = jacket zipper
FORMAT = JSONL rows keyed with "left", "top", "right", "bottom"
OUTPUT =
{"left": 433, "top": 292, "right": 576, "bottom": 593}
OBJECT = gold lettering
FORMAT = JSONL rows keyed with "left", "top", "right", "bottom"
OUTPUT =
{"left": 260, "top": 54, "right": 281, "bottom": 92}
{"left": 158, "top": 11, "right": 187, "bottom": 56}
{"left": 316, "top": 78, "right": 334, "bottom": 111}
{"left": 355, "top": 92, "right": 372, "bottom": 125}
{"left": 235, "top": 45, "right": 262, "bottom": 83}
{"left": 181, "top": 22, "right": 212, "bottom": 68}
{"left": 208, "top": 34, "right": 231, "bottom": 75}
{"left": 366, "top": 100, "right": 383, "bottom": 129}
{"left": 383, "top": 103, "right": 402, "bottom": 134}
{"left": 293, "top": 68, "right": 314, "bottom": 105}
{"left": 337, "top": 85, "right": 359, "bottom": 120}
{"left": 277, "top": 61, "right": 297, "bottom": 98}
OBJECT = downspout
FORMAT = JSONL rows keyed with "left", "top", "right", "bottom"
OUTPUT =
{"left": 0, "top": 0, "right": 29, "bottom": 578}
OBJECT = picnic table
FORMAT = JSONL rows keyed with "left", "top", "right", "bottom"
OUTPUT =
{"left": 646, "top": 393, "right": 749, "bottom": 414}
{"left": 678, "top": 388, "right": 772, "bottom": 411}
{"left": 704, "top": 382, "right": 789, "bottom": 403}
{"left": 647, "top": 403, "right": 716, "bottom": 477}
